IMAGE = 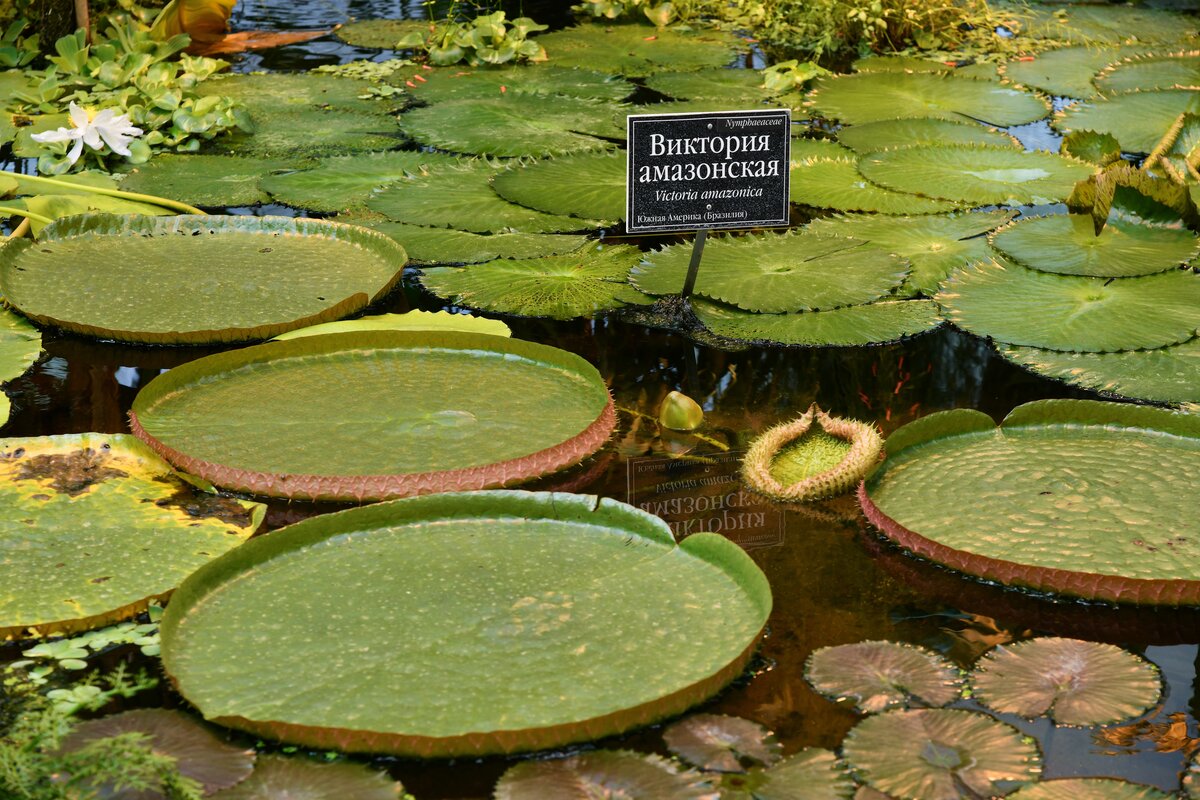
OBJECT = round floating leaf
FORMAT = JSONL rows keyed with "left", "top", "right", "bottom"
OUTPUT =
{"left": 791, "top": 158, "right": 960, "bottom": 214}
{"left": 197, "top": 72, "right": 382, "bottom": 116}
{"left": 971, "top": 637, "right": 1161, "bottom": 726}
{"left": 398, "top": 95, "right": 622, "bottom": 157}
{"left": 273, "top": 311, "right": 511, "bottom": 341}
{"left": 209, "top": 755, "right": 401, "bottom": 800}
{"left": 160, "top": 491, "right": 771, "bottom": 755}
{"left": 1096, "top": 51, "right": 1200, "bottom": 94}
{"left": 937, "top": 258, "right": 1200, "bottom": 351}
{"left": 406, "top": 65, "right": 634, "bottom": 104}
{"left": 0, "top": 306, "right": 41, "bottom": 384}
{"left": 1055, "top": 89, "right": 1200, "bottom": 154}
{"left": 633, "top": 232, "right": 908, "bottom": 312}
{"left": 367, "top": 222, "right": 588, "bottom": 264}
{"left": 1008, "top": 778, "right": 1174, "bottom": 800}
{"left": 260, "top": 150, "right": 460, "bottom": 213}
{"left": 861, "top": 399, "right": 1200, "bottom": 604}
{"left": 720, "top": 749, "right": 853, "bottom": 800}
{"left": 664, "top": 714, "right": 781, "bottom": 772}
{"left": 1061, "top": 130, "right": 1123, "bottom": 167}
{"left": 644, "top": 68, "right": 780, "bottom": 103}
{"left": 535, "top": 23, "right": 741, "bottom": 77}
{"left": 58, "top": 709, "right": 256, "bottom": 795}
{"left": 212, "top": 107, "right": 403, "bottom": 159}
{"left": 990, "top": 214, "right": 1199, "bottom": 277}
{"left": 367, "top": 161, "right": 604, "bottom": 233}
{"left": 130, "top": 331, "right": 616, "bottom": 501}
{"left": 852, "top": 55, "right": 954, "bottom": 74}
{"left": 492, "top": 151, "right": 625, "bottom": 221}
{"left": 0, "top": 433, "right": 263, "bottom": 638}
{"left": 807, "top": 72, "right": 1050, "bottom": 127}
{"left": 808, "top": 211, "right": 1015, "bottom": 295}
{"left": 791, "top": 137, "right": 856, "bottom": 162}
{"left": 837, "top": 117, "right": 1020, "bottom": 154}
{"left": 805, "top": 641, "right": 963, "bottom": 713}
{"left": 496, "top": 750, "right": 714, "bottom": 800}
{"left": 859, "top": 146, "right": 1096, "bottom": 206}
{"left": 0, "top": 214, "right": 407, "bottom": 345}
{"left": 997, "top": 338, "right": 1200, "bottom": 405}
{"left": 842, "top": 709, "right": 1041, "bottom": 800}
{"left": 1000, "top": 46, "right": 1153, "bottom": 99}
{"left": 693, "top": 298, "right": 942, "bottom": 347}
{"left": 119, "top": 155, "right": 301, "bottom": 208}
{"left": 419, "top": 244, "right": 651, "bottom": 319}
{"left": 336, "top": 18, "right": 430, "bottom": 48}
{"left": 1024, "top": 5, "right": 1197, "bottom": 46}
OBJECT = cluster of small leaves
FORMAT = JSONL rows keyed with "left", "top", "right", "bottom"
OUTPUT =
{"left": 572, "top": 0, "right": 678, "bottom": 27}
{"left": 397, "top": 11, "right": 548, "bottom": 66}
{"left": 0, "top": 16, "right": 38, "bottom": 67}
{"left": 311, "top": 58, "right": 416, "bottom": 101}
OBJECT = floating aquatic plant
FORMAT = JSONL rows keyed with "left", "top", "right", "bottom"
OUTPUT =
{"left": 658, "top": 390, "right": 705, "bottom": 432}
{"left": 119, "top": 154, "right": 300, "bottom": 208}
{"left": 1060, "top": 130, "right": 1123, "bottom": 168}
{"left": 663, "top": 714, "right": 781, "bottom": 772}
{"left": 495, "top": 750, "right": 715, "bottom": 800}
{"left": 999, "top": 45, "right": 1153, "bottom": 99}
{"left": 804, "top": 641, "right": 963, "bottom": 713}
{"left": 535, "top": 22, "right": 741, "bottom": 77}
{"left": 272, "top": 311, "right": 511, "bottom": 341}
{"left": 1094, "top": 51, "right": 1200, "bottom": 94}
{"left": 0, "top": 305, "right": 41, "bottom": 384}
{"left": 718, "top": 748, "right": 853, "bottom": 800}
{"left": 367, "top": 222, "right": 588, "bottom": 264}
{"left": 836, "top": 117, "right": 1020, "bottom": 154}
{"left": 209, "top": 754, "right": 403, "bottom": 800}
{"left": 1008, "top": 778, "right": 1174, "bottom": 800}
{"left": 406, "top": 65, "right": 633, "bottom": 104}
{"left": 1055, "top": 89, "right": 1200, "bottom": 155}
{"left": 790, "top": 157, "right": 960, "bottom": 214}
{"left": 335, "top": 17, "right": 430, "bottom": 48}
{"left": 259, "top": 150, "right": 460, "bottom": 213}
{"left": 692, "top": 298, "right": 943, "bottom": 347}
{"left": 492, "top": 151, "right": 626, "bottom": 221}
{"left": 1023, "top": 4, "right": 1196, "bottom": 45}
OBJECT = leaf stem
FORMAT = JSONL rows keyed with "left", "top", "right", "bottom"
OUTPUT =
{"left": 4, "top": 217, "right": 32, "bottom": 240}
{"left": 0, "top": 206, "right": 54, "bottom": 225}
{"left": 1, "top": 171, "right": 205, "bottom": 215}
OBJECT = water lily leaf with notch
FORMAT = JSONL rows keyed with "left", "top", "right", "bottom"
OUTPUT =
{"left": 664, "top": 714, "right": 781, "bottom": 772}
{"left": 58, "top": 709, "right": 256, "bottom": 796}
{"left": 720, "top": 748, "right": 853, "bottom": 800}
{"left": 807, "top": 211, "right": 1015, "bottom": 295}
{"left": 367, "top": 222, "right": 588, "bottom": 264}
{"left": 1000, "top": 46, "right": 1153, "bottom": 99}
{"left": 273, "top": 311, "right": 511, "bottom": 341}
{"left": 851, "top": 55, "right": 954, "bottom": 74}
{"left": 259, "top": 150, "right": 460, "bottom": 213}
{"left": 1055, "top": 89, "right": 1200, "bottom": 154}
{"left": 0, "top": 433, "right": 263, "bottom": 638}
{"left": 406, "top": 65, "right": 634, "bottom": 104}
{"left": 937, "top": 257, "right": 1200, "bottom": 351}
{"left": 210, "top": 755, "right": 402, "bottom": 800}
{"left": 336, "top": 18, "right": 430, "bottom": 48}
{"left": 693, "top": 298, "right": 942, "bottom": 347}
{"left": 119, "top": 155, "right": 301, "bottom": 208}
{"left": 807, "top": 72, "right": 1050, "bottom": 127}
{"left": 805, "top": 641, "right": 963, "bottom": 713}
{"left": 496, "top": 750, "right": 715, "bottom": 799}
{"left": 971, "top": 637, "right": 1161, "bottom": 726}
{"left": 791, "top": 137, "right": 856, "bottom": 161}
{"left": 492, "top": 151, "right": 625, "bottom": 221}
{"left": 1061, "top": 130, "right": 1122, "bottom": 167}
{"left": 997, "top": 338, "right": 1200, "bottom": 406}
{"left": 790, "top": 158, "right": 960, "bottom": 215}
{"left": 859, "top": 146, "right": 1096, "bottom": 206}
{"left": 990, "top": 214, "right": 1198, "bottom": 277}
{"left": 0, "top": 305, "right": 41, "bottom": 384}
{"left": 367, "top": 161, "right": 606, "bottom": 233}
{"left": 197, "top": 72, "right": 382, "bottom": 116}
{"left": 1022, "top": 5, "right": 1196, "bottom": 45}
{"left": 644, "top": 68, "right": 784, "bottom": 104}
{"left": 158, "top": 491, "right": 771, "bottom": 755}
{"left": 1009, "top": 778, "right": 1174, "bottom": 800}
{"left": 1095, "top": 51, "right": 1200, "bottom": 94}
{"left": 632, "top": 232, "right": 909, "bottom": 313}
{"left": 419, "top": 244, "right": 650, "bottom": 319}
{"left": 535, "top": 23, "right": 742, "bottom": 77}
{"left": 0, "top": 214, "right": 407, "bottom": 345}
{"left": 842, "top": 709, "right": 1041, "bottom": 800}
{"left": 836, "top": 118, "right": 1019, "bottom": 154}
{"left": 398, "top": 95, "right": 623, "bottom": 157}
{"left": 211, "top": 107, "right": 403, "bottom": 159}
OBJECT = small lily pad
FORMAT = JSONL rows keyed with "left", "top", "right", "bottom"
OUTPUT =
{"left": 209, "top": 755, "right": 401, "bottom": 800}
{"left": 260, "top": 151, "right": 461, "bottom": 213}
{"left": 837, "top": 117, "right": 1020, "bottom": 154}
{"left": 1000, "top": 46, "right": 1153, "bottom": 99}
{"left": 535, "top": 23, "right": 741, "bottom": 77}
{"left": 496, "top": 750, "right": 715, "bottom": 799}
{"left": 720, "top": 749, "right": 853, "bottom": 800}
{"left": 492, "top": 151, "right": 625, "bottom": 221}
{"left": 804, "top": 641, "right": 963, "bottom": 713}
{"left": 0, "top": 306, "right": 41, "bottom": 384}
{"left": 1008, "top": 778, "right": 1174, "bottom": 800}
{"left": 406, "top": 65, "right": 634, "bottom": 104}
{"left": 791, "top": 158, "right": 960, "bottom": 215}
{"left": 663, "top": 714, "right": 781, "bottom": 772}
{"left": 693, "top": 298, "right": 942, "bottom": 347}
{"left": 272, "top": 311, "right": 511, "bottom": 341}
{"left": 336, "top": 18, "right": 430, "bottom": 49}
{"left": 990, "top": 214, "right": 1199, "bottom": 277}
{"left": 367, "top": 222, "right": 588, "bottom": 264}
{"left": 119, "top": 155, "right": 300, "bottom": 209}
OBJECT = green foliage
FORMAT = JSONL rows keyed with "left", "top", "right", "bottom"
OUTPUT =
{"left": 761, "top": 59, "right": 830, "bottom": 93}
{"left": 0, "top": 17, "right": 37, "bottom": 67}
{"left": 397, "top": 10, "right": 547, "bottom": 66}
{"left": 573, "top": 0, "right": 679, "bottom": 27}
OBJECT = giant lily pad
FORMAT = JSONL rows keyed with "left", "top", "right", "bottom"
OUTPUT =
{"left": 118, "top": 155, "right": 301, "bottom": 209}
{"left": 836, "top": 117, "right": 1020, "bottom": 154}
{"left": 790, "top": 157, "right": 960, "bottom": 215}
{"left": 1023, "top": 5, "right": 1197, "bottom": 46}
{"left": 1055, "top": 89, "right": 1200, "bottom": 154}
{"left": 1008, "top": 778, "right": 1173, "bottom": 800}
{"left": 937, "top": 258, "right": 1200, "bottom": 352}
{"left": 335, "top": 18, "right": 430, "bottom": 49}
{"left": 210, "top": 755, "right": 402, "bottom": 800}
{"left": 260, "top": 151, "right": 460, "bottom": 213}
{"left": 495, "top": 750, "right": 715, "bottom": 799}
{"left": 367, "top": 222, "right": 587, "bottom": 263}
{"left": 644, "top": 68, "right": 784, "bottom": 105}
{"left": 0, "top": 306, "right": 41, "bottom": 384}
{"left": 807, "top": 72, "right": 1050, "bottom": 127}
{"left": 989, "top": 214, "right": 1198, "bottom": 277}
{"left": 0, "top": 214, "right": 407, "bottom": 345}
{"left": 805, "top": 641, "right": 963, "bottom": 713}
{"left": 212, "top": 107, "right": 403, "bottom": 159}
{"left": 272, "top": 311, "right": 511, "bottom": 341}
{"left": 859, "top": 146, "right": 1096, "bottom": 206}
{"left": 1095, "top": 52, "right": 1200, "bottom": 94}
{"left": 406, "top": 65, "right": 634, "bottom": 104}
{"left": 535, "top": 23, "right": 741, "bottom": 77}
{"left": 160, "top": 491, "right": 772, "bottom": 755}
{"left": 971, "top": 637, "right": 1161, "bottom": 726}
{"left": 130, "top": 331, "right": 615, "bottom": 501}
{"left": 693, "top": 298, "right": 942, "bottom": 347}
{"left": 197, "top": 72, "right": 382, "bottom": 116}
{"left": 1000, "top": 46, "right": 1153, "bottom": 99}
{"left": 0, "top": 433, "right": 263, "bottom": 638}
{"left": 842, "top": 709, "right": 1041, "bottom": 800}
{"left": 860, "top": 399, "right": 1200, "bottom": 604}
{"left": 492, "top": 151, "right": 625, "bottom": 221}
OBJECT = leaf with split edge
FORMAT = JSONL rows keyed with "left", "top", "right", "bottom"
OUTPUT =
{"left": 535, "top": 22, "right": 742, "bottom": 77}
{"left": 719, "top": 748, "right": 853, "bottom": 800}
{"left": 365, "top": 221, "right": 588, "bottom": 264}
{"left": 119, "top": 154, "right": 302, "bottom": 209}
{"left": 644, "top": 68, "right": 786, "bottom": 104}
{"left": 836, "top": 117, "right": 1020, "bottom": 154}
{"left": 790, "top": 137, "right": 855, "bottom": 162}
{"left": 1023, "top": 4, "right": 1197, "bottom": 45}
{"left": 496, "top": 750, "right": 715, "bottom": 799}
{"left": 1061, "top": 130, "right": 1122, "bottom": 167}
{"left": 209, "top": 755, "right": 402, "bottom": 800}
{"left": 1094, "top": 51, "right": 1200, "bottom": 94}
{"left": 259, "top": 150, "right": 461, "bottom": 213}
{"left": 851, "top": 55, "right": 954, "bottom": 74}
{"left": 210, "top": 107, "right": 404, "bottom": 159}
{"left": 405, "top": 65, "right": 634, "bottom": 104}
{"left": 419, "top": 244, "right": 651, "bottom": 319}
{"left": 971, "top": 638, "right": 1161, "bottom": 726}
{"left": 196, "top": 72, "right": 383, "bottom": 116}
{"left": 791, "top": 158, "right": 960, "bottom": 215}
{"left": 1009, "top": 778, "right": 1175, "bottom": 800}
{"left": 693, "top": 298, "right": 942, "bottom": 347}
{"left": 805, "top": 641, "right": 963, "bottom": 713}
{"left": 990, "top": 214, "right": 1199, "bottom": 277}
{"left": 1070, "top": 162, "right": 1200, "bottom": 233}
{"left": 1000, "top": 46, "right": 1155, "bottom": 99}
{"left": 0, "top": 305, "right": 41, "bottom": 384}
{"left": 1055, "top": 89, "right": 1200, "bottom": 155}
{"left": 664, "top": 714, "right": 781, "bottom": 772}
{"left": 335, "top": 18, "right": 430, "bottom": 49}
{"left": 272, "top": 310, "right": 511, "bottom": 341}
{"left": 492, "top": 151, "right": 625, "bottom": 221}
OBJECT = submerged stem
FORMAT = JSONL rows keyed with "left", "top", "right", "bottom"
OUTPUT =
{"left": 2, "top": 171, "right": 205, "bottom": 215}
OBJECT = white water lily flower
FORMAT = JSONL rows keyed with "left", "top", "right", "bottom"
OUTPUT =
{"left": 31, "top": 102, "right": 144, "bottom": 166}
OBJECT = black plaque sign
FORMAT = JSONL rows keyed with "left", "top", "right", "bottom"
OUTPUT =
{"left": 626, "top": 108, "right": 791, "bottom": 234}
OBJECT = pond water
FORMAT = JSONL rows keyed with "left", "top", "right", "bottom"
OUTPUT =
{"left": 3, "top": 1, "right": 1199, "bottom": 797}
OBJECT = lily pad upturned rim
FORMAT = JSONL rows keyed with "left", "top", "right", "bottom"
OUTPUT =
{"left": 858, "top": 398, "right": 1200, "bottom": 605}
{"left": 129, "top": 330, "right": 616, "bottom": 502}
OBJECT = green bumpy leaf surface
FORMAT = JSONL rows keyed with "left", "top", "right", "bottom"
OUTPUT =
{"left": 1008, "top": 778, "right": 1174, "bottom": 800}
{"left": 852, "top": 55, "right": 954, "bottom": 74}
{"left": 367, "top": 222, "right": 588, "bottom": 264}
{"left": 693, "top": 298, "right": 942, "bottom": 347}
{"left": 790, "top": 158, "right": 960, "bottom": 214}
{"left": 0, "top": 433, "right": 263, "bottom": 638}
{"left": 160, "top": 491, "right": 771, "bottom": 756}
{"left": 197, "top": 72, "right": 382, "bottom": 115}
{"left": 632, "top": 232, "right": 909, "bottom": 312}
{"left": 644, "top": 68, "right": 783, "bottom": 104}
{"left": 535, "top": 23, "right": 741, "bottom": 77}
{"left": 209, "top": 755, "right": 402, "bottom": 800}
{"left": 1024, "top": 5, "right": 1197, "bottom": 45}
{"left": 937, "top": 258, "right": 1200, "bottom": 352}
{"left": 836, "top": 117, "right": 1019, "bottom": 154}
{"left": 0, "top": 306, "right": 41, "bottom": 384}
{"left": 212, "top": 107, "right": 403, "bottom": 159}
{"left": 496, "top": 750, "right": 715, "bottom": 800}
{"left": 406, "top": 65, "right": 634, "bottom": 104}
{"left": 1000, "top": 46, "right": 1153, "bottom": 99}
{"left": 990, "top": 214, "right": 1199, "bottom": 277}
{"left": 805, "top": 641, "right": 963, "bottom": 713}
{"left": 808, "top": 72, "right": 1050, "bottom": 126}
{"left": 0, "top": 214, "right": 407, "bottom": 345}
{"left": 119, "top": 155, "right": 301, "bottom": 208}
{"left": 492, "top": 151, "right": 626, "bottom": 221}
{"left": 261, "top": 151, "right": 461, "bottom": 213}
{"left": 335, "top": 18, "right": 430, "bottom": 48}
{"left": 1055, "top": 89, "right": 1200, "bottom": 154}
{"left": 1095, "top": 52, "right": 1200, "bottom": 94}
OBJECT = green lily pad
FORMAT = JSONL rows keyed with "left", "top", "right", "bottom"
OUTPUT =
{"left": 0, "top": 433, "right": 263, "bottom": 638}
{"left": 990, "top": 214, "right": 1199, "bottom": 277}
{"left": 419, "top": 244, "right": 651, "bottom": 319}
{"left": 366, "top": 222, "right": 588, "bottom": 264}
{"left": 791, "top": 158, "right": 960, "bottom": 215}
{"left": 260, "top": 151, "right": 461, "bottom": 213}
{"left": 807, "top": 72, "right": 1050, "bottom": 127}
{"left": 335, "top": 18, "right": 430, "bottom": 49}
{"left": 1095, "top": 51, "right": 1200, "bottom": 94}
{"left": 0, "top": 214, "right": 407, "bottom": 345}
{"left": 209, "top": 755, "right": 402, "bottom": 800}
{"left": 492, "top": 151, "right": 625, "bottom": 221}
{"left": 535, "top": 23, "right": 742, "bottom": 77}
{"left": 860, "top": 399, "right": 1200, "bottom": 604}
{"left": 805, "top": 641, "right": 963, "bottom": 713}
{"left": 406, "top": 65, "right": 634, "bottom": 104}
{"left": 118, "top": 155, "right": 300, "bottom": 209}
{"left": 644, "top": 68, "right": 780, "bottom": 103}
{"left": 852, "top": 55, "right": 954, "bottom": 74}
{"left": 367, "top": 161, "right": 605, "bottom": 233}
{"left": 937, "top": 257, "right": 1200, "bottom": 352}
{"left": 971, "top": 637, "right": 1161, "bottom": 726}
{"left": 807, "top": 211, "right": 1015, "bottom": 295}
{"left": 0, "top": 306, "right": 41, "bottom": 384}
{"left": 632, "top": 232, "right": 909, "bottom": 312}
{"left": 1000, "top": 46, "right": 1153, "bottom": 99}
{"left": 197, "top": 72, "right": 382, "bottom": 116}
{"left": 693, "top": 298, "right": 942, "bottom": 347}
{"left": 6, "top": 188, "right": 174, "bottom": 237}
{"left": 130, "top": 331, "right": 616, "bottom": 501}
{"left": 1008, "top": 778, "right": 1174, "bottom": 800}
{"left": 160, "top": 491, "right": 771, "bottom": 755}
{"left": 272, "top": 311, "right": 511, "bottom": 341}
{"left": 997, "top": 338, "right": 1200, "bottom": 406}
{"left": 398, "top": 95, "right": 622, "bottom": 157}
{"left": 213, "top": 108, "right": 403, "bottom": 159}
{"left": 496, "top": 750, "right": 715, "bottom": 799}
{"left": 859, "top": 146, "right": 1096, "bottom": 206}
{"left": 836, "top": 117, "right": 1020, "bottom": 154}
{"left": 1023, "top": 5, "right": 1197, "bottom": 46}
{"left": 791, "top": 137, "right": 856, "bottom": 162}
{"left": 664, "top": 714, "right": 781, "bottom": 772}
{"left": 843, "top": 709, "right": 1041, "bottom": 800}
{"left": 1055, "top": 89, "right": 1200, "bottom": 154}
{"left": 1061, "top": 130, "right": 1123, "bottom": 167}
{"left": 720, "top": 749, "right": 853, "bottom": 800}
